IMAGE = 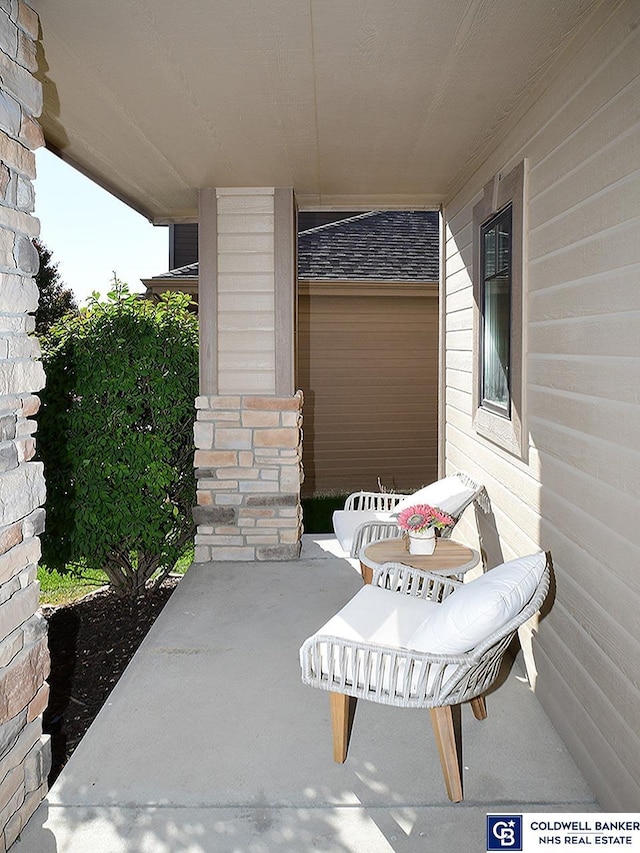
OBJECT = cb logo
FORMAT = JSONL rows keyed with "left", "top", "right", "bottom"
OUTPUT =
{"left": 486, "top": 815, "right": 523, "bottom": 851}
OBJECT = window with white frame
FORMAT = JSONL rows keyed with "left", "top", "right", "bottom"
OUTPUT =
{"left": 472, "top": 160, "right": 527, "bottom": 459}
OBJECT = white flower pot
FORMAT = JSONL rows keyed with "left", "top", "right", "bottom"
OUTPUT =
{"left": 408, "top": 529, "right": 436, "bottom": 555}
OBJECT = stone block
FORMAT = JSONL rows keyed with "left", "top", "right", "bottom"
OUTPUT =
{"left": 0, "top": 359, "right": 46, "bottom": 396}
{"left": 12, "top": 233, "right": 38, "bottom": 274}
{"left": 0, "top": 625, "right": 22, "bottom": 666}
{"left": 17, "top": 2, "right": 39, "bottom": 40}
{"left": 0, "top": 461, "right": 46, "bottom": 527}
{"left": 17, "top": 113, "right": 42, "bottom": 151}
{"left": 246, "top": 535, "right": 279, "bottom": 545}
{"left": 215, "top": 494, "right": 243, "bottom": 506}
{"left": 239, "top": 481, "right": 278, "bottom": 493}
{"left": 207, "top": 535, "right": 244, "bottom": 546}
{"left": 193, "top": 450, "right": 237, "bottom": 468}
{"left": 253, "top": 428, "right": 298, "bottom": 448}
{"left": 256, "top": 517, "right": 299, "bottom": 529}
{"left": 0, "top": 521, "right": 21, "bottom": 555}
{"left": 193, "top": 545, "right": 211, "bottom": 563}
{"left": 280, "top": 466, "right": 303, "bottom": 492}
{"left": 16, "top": 437, "right": 35, "bottom": 462}
{"left": 0, "top": 767, "right": 21, "bottom": 816}
{"left": 242, "top": 508, "right": 275, "bottom": 518}
{"left": 0, "top": 537, "right": 40, "bottom": 585}
{"left": 192, "top": 421, "right": 214, "bottom": 449}
{"left": 26, "top": 681, "right": 48, "bottom": 723}
{"left": 0, "top": 10, "right": 18, "bottom": 59}
{"left": 196, "top": 410, "right": 240, "bottom": 422}
{"left": 0, "top": 441, "right": 18, "bottom": 472}
{"left": 197, "top": 479, "right": 238, "bottom": 491}
{"left": 0, "top": 226, "right": 14, "bottom": 262}
{"left": 0, "top": 415, "right": 15, "bottom": 441}
{"left": 215, "top": 428, "right": 252, "bottom": 450}
{"left": 280, "top": 529, "right": 302, "bottom": 545}
{"left": 0, "top": 163, "right": 9, "bottom": 197}
{"left": 0, "top": 129, "right": 36, "bottom": 177}
{"left": 0, "top": 788, "right": 25, "bottom": 851}
{"left": 196, "top": 491, "right": 213, "bottom": 506}
{"left": 209, "top": 546, "right": 255, "bottom": 561}
{"left": 256, "top": 543, "right": 301, "bottom": 561}
{"left": 192, "top": 506, "right": 237, "bottom": 526}
{"left": 259, "top": 469, "right": 279, "bottom": 481}
{"left": 224, "top": 467, "right": 259, "bottom": 480}
{"left": 20, "top": 612, "right": 46, "bottom": 646}
{"left": 18, "top": 394, "right": 39, "bottom": 417}
{"left": 0, "top": 636, "right": 49, "bottom": 719}
{"left": 199, "top": 395, "right": 241, "bottom": 410}
{"left": 16, "top": 29, "right": 37, "bottom": 73}
{"left": 243, "top": 395, "right": 301, "bottom": 411}
{"left": 15, "top": 417, "right": 36, "bottom": 437}
{"left": 0, "top": 710, "right": 26, "bottom": 761}
{"left": 0, "top": 48, "right": 41, "bottom": 115}
{"left": 0, "top": 204, "right": 39, "bottom": 238}
{"left": 0, "top": 91, "right": 21, "bottom": 137}
{"left": 238, "top": 451, "right": 254, "bottom": 466}
{"left": 0, "top": 271, "right": 38, "bottom": 312}
{"left": 0, "top": 581, "right": 38, "bottom": 639}
{"left": 23, "top": 736, "right": 51, "bottom": 793}
{"left": 21, "top": 507, "right": 44, "bottom": 537}
{"left": 241, "top": 410, "right": 280, "bottom": 427}
{"left": 246, "top": 494, "right": 298, "bottom": 507}
{"left": 15, "top": 173, "right": 33, "bottom": 210}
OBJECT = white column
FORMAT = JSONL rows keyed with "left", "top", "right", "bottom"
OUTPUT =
{"left": 193, "top": 187, "right": 303, "bottom": 561}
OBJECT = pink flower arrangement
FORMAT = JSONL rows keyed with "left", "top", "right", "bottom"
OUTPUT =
{"left": 396, "top": 504, "right": 454, "bottom": 534}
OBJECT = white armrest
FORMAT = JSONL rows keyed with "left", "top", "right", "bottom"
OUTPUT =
{"left": 371, "top": 562, "right": 462, "bottom": 602}
{"left": 343, "top": 491, "right": 410, "bottom": 511}
{"left": 350, "top": 520, "right": 402, "bottom": 557}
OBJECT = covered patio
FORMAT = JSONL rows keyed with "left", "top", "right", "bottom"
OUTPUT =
{"left": 0, "top": 0, "right": 638, "bottom": 846}
{"left": 16, "top": 537, "right": 597, "bottom": 852}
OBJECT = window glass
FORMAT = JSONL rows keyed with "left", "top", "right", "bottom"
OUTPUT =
{"left": 481, "top": 206, "right": 512, "bottom": 415}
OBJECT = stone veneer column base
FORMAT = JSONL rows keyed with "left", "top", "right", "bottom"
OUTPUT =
{"left": 192, "top": 392, "right": 303, "bottom": 561}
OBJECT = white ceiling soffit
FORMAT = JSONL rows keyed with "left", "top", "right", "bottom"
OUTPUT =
{"left": 31, "top": 0, "right": 605, "bottom": 222}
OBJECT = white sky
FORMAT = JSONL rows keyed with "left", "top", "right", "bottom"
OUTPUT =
{"left": 34, "top": 148, "right": 169, "bottom": 305}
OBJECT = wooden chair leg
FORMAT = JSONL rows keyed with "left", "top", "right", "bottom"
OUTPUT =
{"left": 330, "top": 692, "right": 356, "bottom": 763}
{"left": 359, "top": 562, "right": 373, "bottom": 585}
{"left": 470, "top": 695, "right": 487, "bottom": 720}
{"left": 429, "top": 705, "right": 463, "bottom": 802}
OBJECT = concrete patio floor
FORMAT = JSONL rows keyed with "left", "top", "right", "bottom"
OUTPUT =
{"left": 15, "top": 535, "right": 598, "bottom": 852}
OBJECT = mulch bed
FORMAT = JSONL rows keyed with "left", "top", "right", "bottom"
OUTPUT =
{"left": 42, "top": 576, "right": 181, "bottom": 785}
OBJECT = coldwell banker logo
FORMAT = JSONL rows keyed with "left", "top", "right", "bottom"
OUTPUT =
{"left": 487, "top": 815, "right": 523, "bottom": 851}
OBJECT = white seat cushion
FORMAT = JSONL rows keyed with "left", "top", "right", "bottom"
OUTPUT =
{"left": 310, "top": 584, "right": 438, "bottom": 648}
{"left": 407, "top": 552, "right": 547, "bottom": 655}
{"left": 393, "top": 476, "right": 476, "bottom": 516}
{"left": 332, "top": 509, "right": 394, "bottom": 552}
{"left": 303, "top": 585, "right": 444, "bottom": 696}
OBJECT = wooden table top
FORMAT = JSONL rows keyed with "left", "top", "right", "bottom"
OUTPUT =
{"left": 361, "top": 537, "right": 479, "bottom": 575}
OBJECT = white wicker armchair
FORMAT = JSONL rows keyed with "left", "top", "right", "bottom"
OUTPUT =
{"left": 300, "top": 552, "right": 551, "bottom": 802}
{"left": 332, "top": 471, "right": 488, "bottom": 558}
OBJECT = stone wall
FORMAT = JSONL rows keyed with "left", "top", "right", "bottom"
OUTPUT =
{"left": 0, "top": 2, "right": 50, "bottom": 850}
{"left": 193, "top": 392, "right": 303, "bottom": 561}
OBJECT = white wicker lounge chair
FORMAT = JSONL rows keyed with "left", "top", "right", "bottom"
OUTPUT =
{"left": 300, "top": 551, "right": 551, "bottom": 802}
{"left": 332, "top": 470, "right": 488, "bottom": 558}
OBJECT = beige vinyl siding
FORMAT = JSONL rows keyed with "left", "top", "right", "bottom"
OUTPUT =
{"left": 443, "top": 0, "right": 640, "bottom": 810}
{"left": 298, "top": 283, "right": 438, "bottom": 496}
{"left": 215, "top": 189, "right": 276, "bottom": 394}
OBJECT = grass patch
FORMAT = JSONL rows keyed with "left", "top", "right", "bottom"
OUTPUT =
{"left": 301, "top": 494, "right": 348, "bottom": 534}
{"left": 39, "top": 544, "right": 195, "bottom": 606}
{"left": 38, "top": 565, "right": 109, "bottom": 606}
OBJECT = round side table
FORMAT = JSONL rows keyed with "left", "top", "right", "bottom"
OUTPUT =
{"left": 359, "top": 537, "right": 480, "bottom": 585}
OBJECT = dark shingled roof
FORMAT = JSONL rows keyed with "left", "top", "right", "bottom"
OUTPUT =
{"left": 298, "top": 211, "right": 439, "bottom": 281}
{"left": 149, "top": 211, "right": 439, "bottom": 282}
